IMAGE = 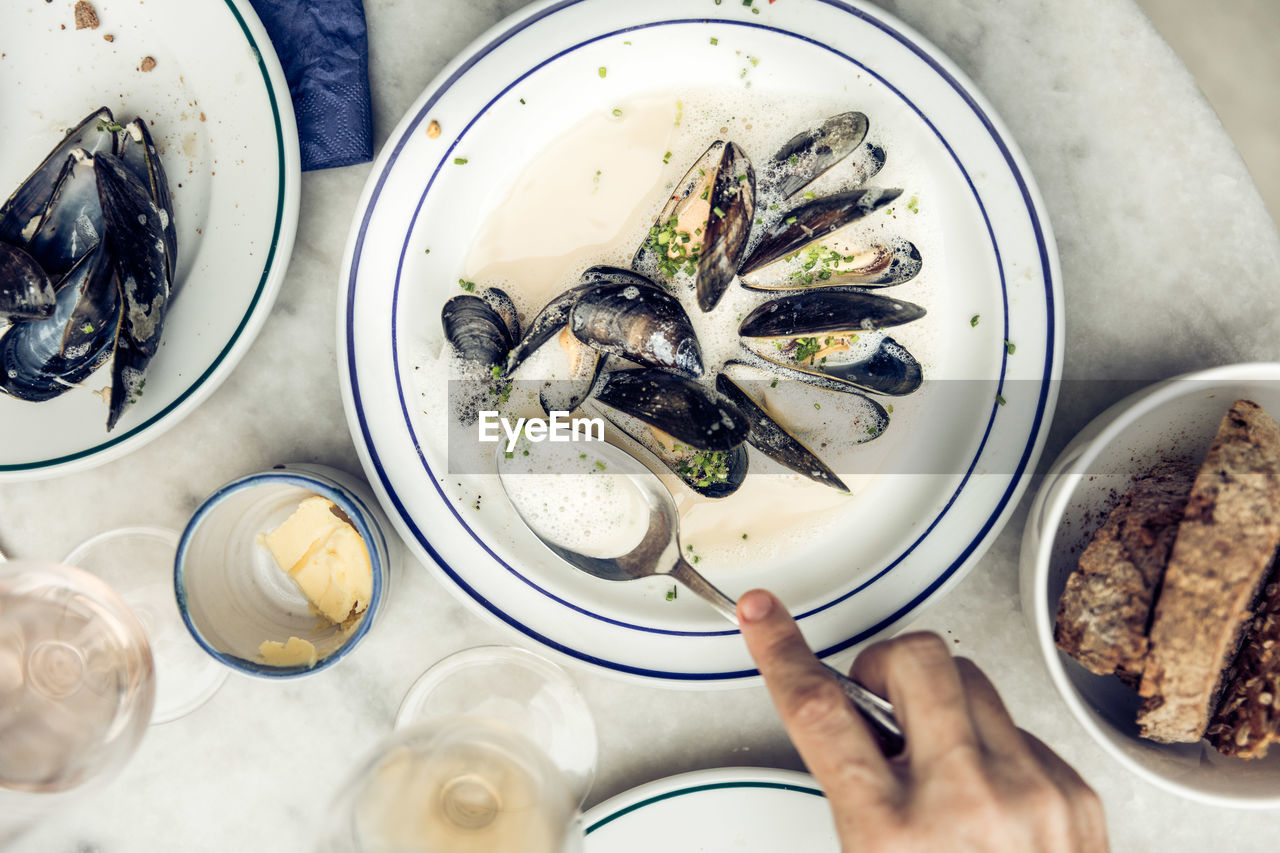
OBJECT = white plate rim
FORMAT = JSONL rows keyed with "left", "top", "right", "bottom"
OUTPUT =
{"left": 582, "top": 767, "right": 827, "bottom": 844}
{"left": 0, "top": 0, "right": 301, "bottom": 482}
{"left": 339, "top": 0, "right": 1064, "bottom": 681}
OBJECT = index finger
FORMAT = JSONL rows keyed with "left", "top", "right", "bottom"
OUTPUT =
{"left": 738, "top": 589, "right": 897, "bottom": 811}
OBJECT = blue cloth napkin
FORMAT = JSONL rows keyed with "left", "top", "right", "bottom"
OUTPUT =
{"left": 248, "top": 0, "right": 373, "bottom": 171}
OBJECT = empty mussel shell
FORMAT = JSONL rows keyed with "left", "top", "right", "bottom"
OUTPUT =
{"left": 442, "top": 290, "right": 517, "bottom": 368}
{"left": 740, "top": 187, "right": 901, "bottom": 275}
{"left": 760, "top": 111, "right": 869, "bottom": 201}
{"left": 0, "top": 242, "right": 55, "bottom": 321}
{"left": 715, "top": 373, "right": 849, "bottom": 492}
{"left": 26, "top": 151, "right": 103, "bottom": 276}
{"left": 737, "top": 335, "right": 922, "bottom": 397}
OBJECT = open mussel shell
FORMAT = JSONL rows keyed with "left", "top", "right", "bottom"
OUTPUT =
{"left": 591, "top": 368, "right": 748, "bottom": 451}
{"left": 96, "top": 153, "right": 173, "bottom": 429}
{"left": 0, "top": 107, "right": 116, "bottom": 246}
{"left": 736, "top": 335, "right": 922, "bottom": 397}
{"left": 739, "top": 289, "right": 925, "bottom": 338}
{"left": 760, "top": 111, "right": 869, "bottom": 202}
{"left": 590, "top": 368, "right": 749, "bottom": 497}
{"left": 26, "top": 152, "right": 103, "bottom": 276}
{"left": 0, "top": 241, "right": 118, "bottom": 402}
{"left": 740, "top": 237, "right": 922, "bottom": 290}
{"left": 715, "top": 373, "right": 848, "bottom": 492}
{"left": 569, "top": 276, "right": 703, "bottom": 377}
{"left": 0, "top": 242, "right": 55, "bottom": 321}
{"left": 579, "top": 265, "right": 654, "bottom": 289}
{"left": 740, "top": 187, "right": 901, "bottom": 275}
{"left": 506, "top": 281, "right": 596, "bottom": 375}
{"left": 442, "top": 289, "right": 517, "bottom": 368}
{"left": 116, "top": 119, "right": 176, "bottom": 284}
{"left": 632, "top": 141, "right": 755, "bottom": 313}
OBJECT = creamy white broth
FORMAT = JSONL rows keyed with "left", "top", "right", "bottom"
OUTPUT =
{"left": 439, "top": 90, "right": 941, "bottom": 570}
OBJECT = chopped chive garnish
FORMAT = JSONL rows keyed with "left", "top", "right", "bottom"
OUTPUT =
{"left": 1005, "top": 340, "right": 1016, "bottom": 355}
{"left": 710, "top": 37, "right": 719, "bottom": 45}
{"left": 663, "top": 150, "right": 672, "bottom": 164}
{"left": 453, "top": 157, "right": 468, "bottom": 165}
{"left": 423, "top": 248, "right": 430, "bottom": 254}
{"left": 970, "top": 314, "right": 980, "bottom": 327}
{"left": 458, "top": 279, "right": 476, "bottom": 292}
{"left": 742, "top": 533, "right": 748, "bottom": 540}
{"left": 666, "top": 586, "right": 677, "bottom": 601}
{"left": 519, "top": 98, "right": 526, "bottom": 104}
{"left": 997, "top": 394, "right": 1007, "bottom": 406}
{"left": 598, "top": 66, "right": 607, "bottom": 78}
{"left": 612, "top": 108, "right": 622, "bottom": 116}
{"left": 713, "top": 206, "right": 726, "bottom": 218}
{"left": 785, "top": 216, "right": 797, "bottom": 225}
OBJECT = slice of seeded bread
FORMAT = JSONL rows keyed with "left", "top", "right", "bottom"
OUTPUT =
{"left": 1054, "top": 461, "right": 1196, "bottom": 684}
{"left": 1136, "top": 400, "right": 1280, "bottom": 743}
{"left": 1207, "top": 572, "right": 1280, "bottom": 758}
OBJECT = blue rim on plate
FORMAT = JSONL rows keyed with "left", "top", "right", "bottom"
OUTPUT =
{"left": 343, "top": 0, "right": 1059, "bottom": 679}
{"left": 173, "top": 470, "right": 387, "bottom": 678}
{"left": 0, "top": 0, "right": 298, "bottom": 478}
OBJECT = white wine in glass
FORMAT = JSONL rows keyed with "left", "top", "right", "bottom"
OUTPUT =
{"left": 321, "top": 646, "right": 596, "bottom": 853}
{"left": 0, "top": 561, "right": 154, "bottom": 842}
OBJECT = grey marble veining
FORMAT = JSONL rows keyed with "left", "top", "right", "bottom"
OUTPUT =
{"left": 4, "top": 0, "right": 1279, "bottom": 850}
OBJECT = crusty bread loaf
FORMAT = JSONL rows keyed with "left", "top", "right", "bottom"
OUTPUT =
{"left": 1136, "top": 400, "right": 1280, "bottom": 743}
{"left": 1208, "top": 572, "right": 1280, "bottom": 758}
{"left": 1054, "top": 461, "right": 1196, "bottom": 684}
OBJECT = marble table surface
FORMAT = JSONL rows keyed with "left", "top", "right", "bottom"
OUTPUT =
{"left": 5, "top": 0, "right": 1280, "bottom": 849}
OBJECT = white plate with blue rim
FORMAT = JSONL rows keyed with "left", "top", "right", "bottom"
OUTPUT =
{"left": 582, "top": 767, "right": 837, "bottom": 851}
{"left": 339, "top": 0, "right": 1061, "bottom": 682}
{"left": 0, "top": 0, "right": 299, "bottom": 481}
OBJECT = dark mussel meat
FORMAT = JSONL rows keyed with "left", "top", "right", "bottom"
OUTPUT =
{"left": 0, "top": 107, "right": 116, "bottom": 246}
{"left": 739, "top": 291, "right": 924, "bottom": 396}
{"left": 740, "top": 237, "right": 921, "bottom": 290}
{"left": 95, "top": 153, "right": 174, "bottom": 430}
{"left": 740, "top": 187, "right": 902, "bottom": 275}
{"left": 116, "top": 119, "right": 177, "bottom": 284}
{"left": 0, "top": 241, "right": 118, "bottom": 402}
{"left": 714, "top": 373, "right": 849, "bottom": 492}
{"left": 441, "top": 288, "right": 518, "bottom": 369}
{"left": 759, "top": 111, "right": 869, "bottom": 202}
{"left": 633, "top": 140, "right": 754, "bottom": 313}
{"left": 568, "top": 274, "right": 703, "bottom": 377}
{"left": 0, "top": 242, "right": 54, "bottom": 321}
{"left": 590, "top": 368, "right": 749, "bottom": 497}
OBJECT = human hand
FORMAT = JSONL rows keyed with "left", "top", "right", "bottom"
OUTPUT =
{"left": 738, "top": 589, "right": 1108, "bottom": 853}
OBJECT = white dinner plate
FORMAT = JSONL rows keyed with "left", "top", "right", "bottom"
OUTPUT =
{"left": 340, "top": 0, "right": 1061, "bottom": 682}
{"left": 582, "top": 767, "right": 837, "bottom": 851}
{"left": 0, "top": 0, "right": 299, "bottom": 480}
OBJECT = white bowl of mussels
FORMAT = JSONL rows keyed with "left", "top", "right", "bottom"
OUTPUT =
{"left": 340, "top": 0, "right": 1062, "bottom": 681}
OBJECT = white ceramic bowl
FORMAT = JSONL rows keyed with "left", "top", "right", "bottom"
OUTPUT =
{"left": 1020, "top": 362, "right": 1280, "bottom": 807}
{"left": 175, "top": 463, "right": 396, "bottom": 678}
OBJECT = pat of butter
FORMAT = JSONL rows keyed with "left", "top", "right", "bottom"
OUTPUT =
{"left": 265, "top": 496, "right": 373, "bottom": 624}
{"left": 259, "top": 636, "right": 318, "bottom": 668}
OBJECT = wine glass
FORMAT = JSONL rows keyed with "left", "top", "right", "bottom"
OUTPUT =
{"left": 320, "top": 645, "right": 597, "bottom": 852}
{"left": 64, "top": 526, "right": 227, "bottom": 722}
{"left": 0, "top": 560, "right": 155, "bottom": 842}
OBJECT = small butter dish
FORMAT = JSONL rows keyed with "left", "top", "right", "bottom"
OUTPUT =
{"left": 175, "top": 463, "right": 395, "bottom": 678}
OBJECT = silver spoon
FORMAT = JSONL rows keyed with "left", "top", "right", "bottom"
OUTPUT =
{"left": 495, "top": 440, "right": 903, "bottom": 754}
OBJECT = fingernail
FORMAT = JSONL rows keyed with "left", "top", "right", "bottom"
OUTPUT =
{"left": 738, "top": 589, "right": 774, "bottom": 622}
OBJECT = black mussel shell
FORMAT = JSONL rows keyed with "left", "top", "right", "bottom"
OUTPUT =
{"left": 26, "top": 153, "right": 103, "bottom": 276}
{"left": 739, "top": 290, "right": 925, "bottom": 338}
{"left": 736, "top": 336, "right": 922, "bottom": 397}
{"left": 0, "top": 242, "right": 55, "bottom": 321}
{"left": 569, "top": 278, "right": 703, "bottom": 377}
{"left": 117, "top": 119, "right": 177, "bottom": 284}
{"left": 591, "top": 368, "right": 747, "bottom": 451}
{"left": 506, "top": 277, "right": 612, "bottom": 375}
{"left": 0, "top": 241, "right": 118, "bottom": 402}
{"left": 714, "top": 373, "right": 849, "bottom": 492}
{"left": 442, "top": 292, "right": 514, "bottom": 367}
{"left": 0, "top": 108, "right": 116, "bottom": 246}
{"left": 96, "top": 153, "right": 172, "bottom": 430}
{"left": 741, "top": 238, "right": 922, "bottom": 290}
{"left": 740, "top": 187, "right": 901, "bottom": 275}
{"left": 763, "top": 111, "right": 869, "bottom": 201}
{"left": 697, "top": 141, "right": 754, "bottom": 313}
{"left": 579, "top": 265, "right": 655, "bottom": 289}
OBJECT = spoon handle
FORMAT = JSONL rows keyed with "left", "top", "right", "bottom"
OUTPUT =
{"left": 668, "top": 558, "right": 739, "bottom": 621}
{"left": 668, "top": 558, "right": 903, "bottom": 754}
